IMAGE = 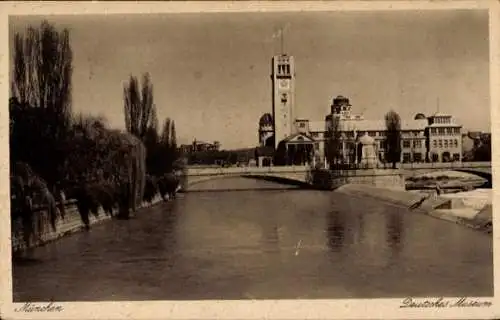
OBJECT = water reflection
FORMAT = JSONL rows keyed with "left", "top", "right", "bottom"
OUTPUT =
{"left": 158, "top": 202, "right": 181, "bottom": 259}
{"left": 385, "top": 211, "right": 404, "bottom": 257}
{"left": 357, "top": 214, "right": 365, "bottom": 244}
{"left": 261, "top": 222, "right": 281, "bottom": 253}
{"left": 326, "top": 210, "right": 346, "bottom": 252}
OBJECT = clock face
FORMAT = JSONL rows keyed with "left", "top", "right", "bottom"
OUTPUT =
{"left": 279, "top": 79, "right": 290, "bottom": 90}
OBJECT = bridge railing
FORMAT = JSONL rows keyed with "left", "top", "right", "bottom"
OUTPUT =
{"left": 183, "top": 162, "right": 491, "bottom": 177}
{"left": 184, "top": 165, "right": 310, "bottom": 176}
{"left": 398, "top": 161, "right": 491, "bottom": 170}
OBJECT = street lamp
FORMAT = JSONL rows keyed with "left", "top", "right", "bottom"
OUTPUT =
{"left": 353, "top": 129, "right": 358, "bottom": 168}
{"left": 410, "top": 136, "right": 414, "bottom": 169}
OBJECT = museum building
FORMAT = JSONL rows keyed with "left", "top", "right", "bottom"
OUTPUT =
{"left": 257, "top": 54, "right": 463, "bottom": 167}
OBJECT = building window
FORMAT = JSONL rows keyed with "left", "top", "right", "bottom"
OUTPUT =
{"left": 445, "top": 128, "right": 451, "bottom": 135}
{"left": 454, "top": 128, "right": 460, "bottom": 135}
{"left": 413, "top": 140, "right": 422, "bottom": 148}
{"left": 433, "top": 140, "right": 437, "bottom": 148}
{"left": 444, "top": 140, "right": 448, "bottom": 148}
{"left": 454, "top": 139, "right": 458, "bottom": 148}
{"left": 453, "top": 153, "right": 460, "bottom": 161}
{"left": 299, "top": 122, "right": 305, "bottom": 128}
{"left": 368, "top": 131, "right": 376, "bottom": 137}
{"left": 402, "top": 152, "right": 411, "bottom": 163}
{"left": 438, "top": 140, "right": 443, "bottom": 148}
{"left": 413, "top": 153, "right": 422, "bottom": 163}
{"left": 379, "top": 141, "right": 385, "bottom": 149}
{"left": 403, "top": 140, "right": 411, "bottom": 148}
{"left": 311, "top": 132, "right": 319, "bottom": 138}
{"left": 438, "top": 128, "right": 445, "bottom": 135}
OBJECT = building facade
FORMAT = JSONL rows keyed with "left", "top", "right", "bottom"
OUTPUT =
{"left": 179, "top": 139, "right": 221, "bottom": 154}
{"left": 425, "top": 114, "right": 463, "bottom": 162}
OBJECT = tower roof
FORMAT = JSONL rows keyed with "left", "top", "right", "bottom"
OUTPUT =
{"left": 332, "top": 95, "right": 352, "bottom": 106}
{"left": 414, "top": 113, "right": 426, "bottom": 120}
{"left": 259, "top": 113, "right": 273, "bottom": 127}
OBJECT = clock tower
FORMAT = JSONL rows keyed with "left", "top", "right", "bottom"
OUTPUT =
{"left": 271, "top": 54, "right": 296, "bottom": 149}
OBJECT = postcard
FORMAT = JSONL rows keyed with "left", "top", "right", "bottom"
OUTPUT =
{"left": 1, "top": 1, "right": 498, "bottom": 319}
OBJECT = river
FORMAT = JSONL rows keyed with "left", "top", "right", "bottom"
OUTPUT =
{"left": 12, "top": 177, "right": 493, "bottom": 301}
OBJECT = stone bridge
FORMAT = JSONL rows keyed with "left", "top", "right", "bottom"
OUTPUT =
{"left": 179, "top": 162, "right": 492, "bottom": 191}
{"left": 180, "top": 165, "right": 312, "bottom": 191}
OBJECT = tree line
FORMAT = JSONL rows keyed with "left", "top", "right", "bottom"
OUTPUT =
{"left": 10, "top": 20, "right": 180, "bottom": 255}
{"left": 123, "top": 73, "right": 180, "bottom": 176}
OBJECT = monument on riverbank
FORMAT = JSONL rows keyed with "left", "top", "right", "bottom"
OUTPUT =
{"left": 358, "top": 133, "right": 380, "bottom": 169}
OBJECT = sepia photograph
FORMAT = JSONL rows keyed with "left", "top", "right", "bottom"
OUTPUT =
{"left": 1, "top": 1, "right": 498, "bottom": 319}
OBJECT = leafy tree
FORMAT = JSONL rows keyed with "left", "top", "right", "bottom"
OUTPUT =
{"left": 325, "top": 115, "right": 342, "bottom": 169}
{"left": 123, "top": 73, "right": 163, "bottom": 176}
{"left": 143, "top": 126, "right": 160, "bottom": 175}
{"left": 384, "top": 110, "right": 402, "bottom": 169}
{"left": 63, "top": 114, "right": 147, "bottom": 220}
{"left": 10, "top": 20, "right": 73, "bottom": 187}
{"left": 170, "top": 121, "right": 177, "bottom": 150}
{"left": 123, "top": 73, "right": 156, "bottom": 140}
{"left": 156, "top": 117, "right": 178, "bottom": 174}
{"left": 473, "top": 134, "right": 491, "bottom": 161}
{"left": 273, "top": 141, "right": 288, "bottom": 166}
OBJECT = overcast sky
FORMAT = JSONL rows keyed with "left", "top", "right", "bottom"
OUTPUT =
{"left": 10, "top": 9, "right": 490, "bottom": 149}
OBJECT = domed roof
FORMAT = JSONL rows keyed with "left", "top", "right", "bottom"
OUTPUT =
{"left": 259, "top": 113, "right": 273, "bottom": 127}
{"left": 358, "top": 132, "right": 375, "bottom": 145}
{"left": 414, "top": 113, "right": 426, "bottom": 120}
{"left": 333, "top": 95, "right": 351, "bottom": 106}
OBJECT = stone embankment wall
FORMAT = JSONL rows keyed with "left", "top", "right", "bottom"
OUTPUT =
{"left": 312, "top": 169, "right": 406, "bottom": 190}
{"left": 11, "top": 196, "right": 164, "bottom": 253}
{"left": 336, "top": 184, "right": 492, "bottom": 234}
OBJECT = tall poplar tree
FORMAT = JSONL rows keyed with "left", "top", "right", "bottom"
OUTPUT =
{"left": 384, "top": 110, "right": 402, "bottom": 169}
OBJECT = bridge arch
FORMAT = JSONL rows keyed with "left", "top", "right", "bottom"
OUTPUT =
{"left": 406, "top": 168, "right": 492, "bottom": 188}
{"left": 453, "top": 168, "right": 492, "bottom": 188}
{"left": 180, "top": 166, "right": 313, "bottom": 191}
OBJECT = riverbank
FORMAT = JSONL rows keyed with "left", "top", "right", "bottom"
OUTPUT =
{"left": 12, "top": 196, "right": 165, "bottom": 254}
{"left": 335, "top": 184, "right": 492, "bottom": 234}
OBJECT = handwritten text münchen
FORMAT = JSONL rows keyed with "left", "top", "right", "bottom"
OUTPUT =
{"left": 14, "top": 302, "right": 64, "bottom": 312}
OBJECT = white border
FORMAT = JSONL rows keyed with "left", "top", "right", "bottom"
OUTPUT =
{"left": 0, "top": 1, "right": 498, "bottom": 319}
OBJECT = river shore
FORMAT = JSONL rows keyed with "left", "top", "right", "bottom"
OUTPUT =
{"left": 335, "top": 184, "right": 492, "bottom": 234}
{"left": 12, "top": 195, "right": 165, "bottom": 255}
